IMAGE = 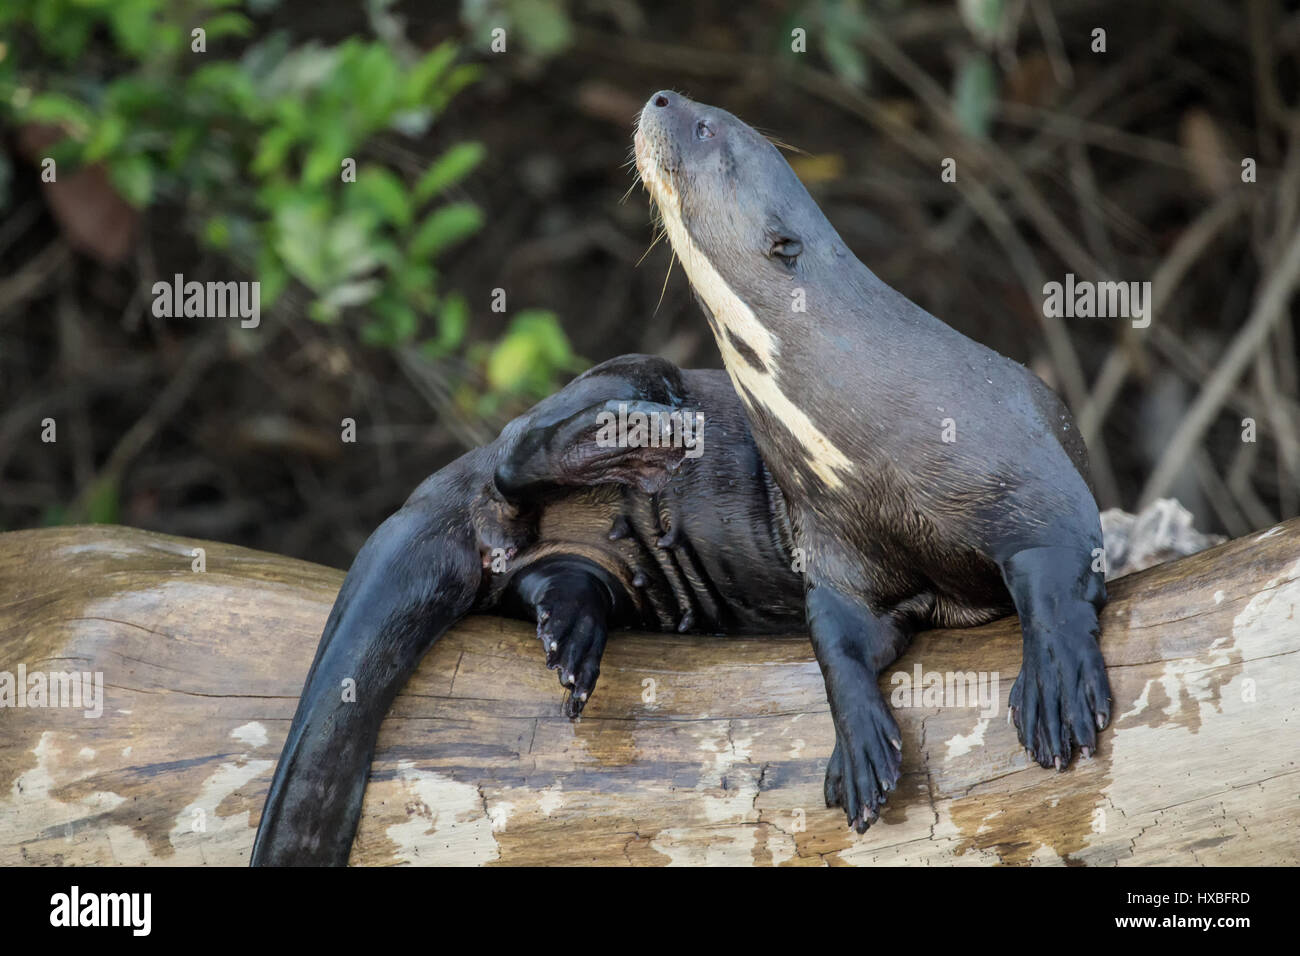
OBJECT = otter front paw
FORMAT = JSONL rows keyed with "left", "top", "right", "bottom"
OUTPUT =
{"left": 823, "top": 695, "right": 904, "bottom": 834}
{"left": 1009, "top": 638, "right": 1110, "bottom": 769}
{"left": 535, "top": 599, "right": 608, "bottom": 718}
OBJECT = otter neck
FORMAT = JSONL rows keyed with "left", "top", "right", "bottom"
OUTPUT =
{"left": 656, "top": 199, "right": 855, "bottom": 492}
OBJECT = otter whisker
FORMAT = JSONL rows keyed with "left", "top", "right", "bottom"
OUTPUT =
{"left": 753, "top": 125, "right": 809, "bottom": 156}
{"left": 636, "top": 223, "right": 669, "bottom": 268}
{"left": 653, "top": 248, "right": 677, "bottom": 316}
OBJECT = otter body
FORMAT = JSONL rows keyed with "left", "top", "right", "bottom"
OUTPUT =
{"left": 252, "top": 354, "right": 803, "bottom": 865}
{"left": 636, "top": 91, "right": 1111, "bottom": 831}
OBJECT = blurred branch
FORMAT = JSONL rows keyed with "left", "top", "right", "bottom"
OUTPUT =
{"left": 67, "top": 334, "right": 224, "bottom": 522}
{"left": 1077, "top": 192, "right": 1245, "bottom": 445}
{"left": 1141, "top": 223, "right": 1300, "bottom": 506}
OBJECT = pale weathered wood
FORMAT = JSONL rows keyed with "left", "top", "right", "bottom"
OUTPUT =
{"left": 0, "top": 522, "right": 1296, "bottom": 866}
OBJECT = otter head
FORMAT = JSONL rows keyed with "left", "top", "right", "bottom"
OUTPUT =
{"left": 634, "top": 91, "right": 857, "bottom": 491}
{"left": 634, "top": 91, "right": 843, "bottom": 335}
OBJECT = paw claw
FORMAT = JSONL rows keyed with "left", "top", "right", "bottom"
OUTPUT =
{"left": 532, "top": 592, "right": 609, "bottom": 714}
{"left": 1011, "top": 636, "right": 1112, "bottom": 772}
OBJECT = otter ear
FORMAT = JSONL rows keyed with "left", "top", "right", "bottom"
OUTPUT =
{"left": 769, "top": 235, "right": 802, "bottom": 267}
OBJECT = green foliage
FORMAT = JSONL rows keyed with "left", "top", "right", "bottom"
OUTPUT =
{"left": 0, "top": 0, "right": 580, "bottom": 401}
{"left": 818, "top": 0, "right": 872, "bottom": 89}
{"left": 461, "top": 0, "right": 574, "bottom": 58}
{"left": 469, "top": 310, "right": 584, "bottom": 414}
{"left": 953, "top": 51, "right": 997, "bottom": 139}
{"left": 84, "top": 478, "right": 122, "bottom": 525}
{"left": 781, "top": 0, "right": 872, "bottom": 88}
{"left": 958, "top": 0, "right": 1003, "bottom": 47}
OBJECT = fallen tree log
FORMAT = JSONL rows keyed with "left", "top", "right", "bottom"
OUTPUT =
{"left": 0, "top": 522, "right": 1296, "bottom": 866}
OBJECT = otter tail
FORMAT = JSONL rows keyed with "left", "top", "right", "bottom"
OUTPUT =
{"left": 250, "top": 502, "right": 480, "bottom": 866}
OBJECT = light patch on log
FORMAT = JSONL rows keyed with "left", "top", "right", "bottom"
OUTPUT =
{"left": 168, "top": 759, "right": 274, "bottom": 863}
{"left": 536, "top": 784, "right": 565, "bottom": 817}
{"left": 230, "top": 722, "right": 268, "bottom": 749}
{"left": 832, "top": 777, "right": 1004, "bottom": 866}
{"left": 360, "top": 761, "right": 501, "bottom": 867}
{"left": 648, "top": 725, "right": 797, "bottom": 866}
{"left": 2, "top": 732, "right": 142, "bottom": 866}
{"left": 944, "top": 716, "right": 991, "bottom": 761}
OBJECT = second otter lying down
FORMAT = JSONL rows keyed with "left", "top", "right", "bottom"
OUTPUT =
{"left": 252, "top": 354, "right": 807, "bottom": 865}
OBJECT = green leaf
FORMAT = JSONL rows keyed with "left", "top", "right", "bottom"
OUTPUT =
{"left": 22, "top": 93, "right": 93, "bottom": 137}
{"left": 396, "top": 260, "right": 436, "bottom": 305}
{"left": 820, "top": 0, "right": 872, "bottom": 89}
{"left": 485, "top": 310, "right": 576, "bottom": 394}
{"left": 33, "top": 5, "right": 94, "bottom": 62}
{"left": 319, "top": 278, "right": 383, "bottom": 315}
{"left": 252, "top": 126, "right": 298, "bottom": 177}
{"left": 409, "top": 203, "right": 482, "bottom": 260}
{"left": 325, "top": 212, "right": 382, "bottom": 278}
{"left": 434, "top": 292, "right": 468, "bottom": 353}
{"left": 83, "top": 113, "right": 127, "bottom": 162}
{"left": 85, "top": 477, "right": 120, "bottom": 525}
{"left": 959, "top": 0, "right": 1003, "bottom": 47}
{"left": 302, "top": 145, "right": 343, "bottom": 187}
{"left": 428, "top": 64, "right": 481, "bottom": 112}
{"left": 413, "top": 141, "right": 484, "bottom": 202}
{"left": 256, "top": 243, "right": 290, "bottom": 308}
{"left": 823, "top": 32, "right": 867, "bottom": 89}
{"left": 108, "top": 0, "right": 162, "bottom": 59}
{"left": 350, "top": 166, "right": 411, "bottom": 227}
{"left": 351, "top": 44, "right": 401, "bottom": 123}
{"left": 165, "top": 124, "right": 203, "bottom": 170}
{"left": 110, "top": 154, "right": 154, "bottom": 207}
{"left": 953, "top": 51, "right": 997, "bottom": 139}
{"left": 202, "top": 12, "right": 254, "bottom": 40}
{"left": 204, "top": 215, "right": 233, "bottom": 249}
{"left": 364, "top": 297, "right": 418, "bottom": 345}
{"left": 511, "top": 0, "right": 574, "bottom": 57}
{"left": 404, "top": 40, "right": 457, "bottom": 104}
{"left": 486, "top": 328, "right": 539, "bottom": 393}
{"left": 272, "top": 198, "right": 332, "bottom": 288}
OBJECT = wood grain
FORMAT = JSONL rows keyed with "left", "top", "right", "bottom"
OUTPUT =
{"left": 1, "top": 522, "right": 1296, "bottom": 866}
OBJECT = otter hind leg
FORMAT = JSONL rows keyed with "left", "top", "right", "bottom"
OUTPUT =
{"left": 806, "top": 583, "right": 913, "bottom": 833}
{"left": 508, "top": 557, "right": 622, "bottom": 718}
{"left": 1000, "top": 546, "right": 1111, "bottom": 769}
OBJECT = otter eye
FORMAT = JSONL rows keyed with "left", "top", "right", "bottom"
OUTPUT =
{"left": 695, "top": 119, "right": 714, "bottom": 140}
{"left": 770, "top": 237, "right": 802, "bottom": 266}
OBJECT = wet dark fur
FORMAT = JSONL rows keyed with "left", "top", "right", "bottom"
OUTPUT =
{"left": 636, "top": 91, "right": 1112, "bottom": 832}
{"left": 251, "top": 354, "right": 804, "bottom": 866}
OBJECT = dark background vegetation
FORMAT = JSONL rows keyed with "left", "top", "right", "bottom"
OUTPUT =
{"left": 2, "top": 0, "right": 1298, "bottom": 569}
